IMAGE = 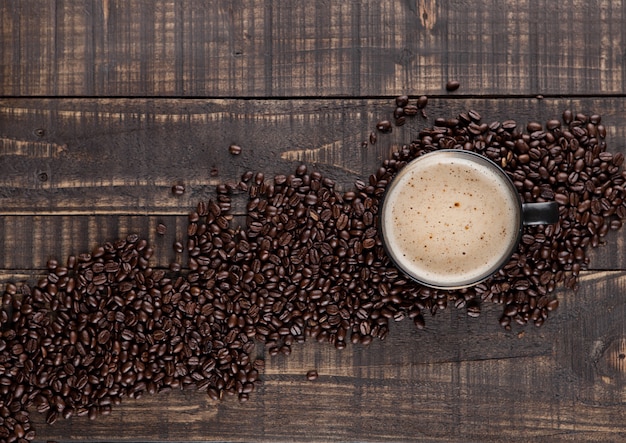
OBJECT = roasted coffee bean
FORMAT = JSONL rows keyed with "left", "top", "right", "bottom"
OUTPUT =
{"left": 466, "top": 300, "right": 481, "bottom": 318}
{"left": 395, "top": 116, "right": 407, "bottom": 127}
{"left": 403, "top": 105, "right": 418, "bottom": 116}
{"left": 500, "top": 120, "right": 516, "bottom": 132}
{"left": 413, "top": 314, "right": 426, "bottom": 330}
{"left": 97, "top": 329, "right": 111, "bottom": 345}
{"left": 376, "top": 120, "right": 392, "bottom": 133}
{"left": 562, "top": 110, "right": 573, "bottom": 124}
{"left": 445, "top": 80, "right": 460, "bottom": 91}
{"left": 416, "top": 95, "right": 428, "bottom": 109}
{"left": 306, "top": 370, "right": 319, "bottom": 381}
{"left": 171, "top": 184, "right": 185, "bottom": 195}
{"left": 468, "top": 110, "right": 481, "bottom": 123}
{"left": 544, "top": 119, "right": 560, "bottom": 130}
{"left": 228, "top": 144, "right": 242, "bottom": 155}
{"left": 2, "top": 106, "right": 625, "bottom": 443}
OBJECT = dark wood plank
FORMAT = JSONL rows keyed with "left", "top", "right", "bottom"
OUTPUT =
{"left": 3, "top": 97, "right": 626, "bottom": 270}
{"left": 3, "top": 96, "right": 626, "bottom": 211}
{"left": 14, "top": 270, "right": 623, "bottom": 442}
{"left": 0, "top": 97, "right": 385, "bottom": 214}
{"left": 2, "top": 2, "right": 625, "bottom": 442}
{"left": 1, "top": 96, "right": 625, "bottom": 442}
{"left": 2, "top": 1, "right": 626, "bottom": 97}
{"left": 0, "top": 215, "right": 184, "bottom": 270}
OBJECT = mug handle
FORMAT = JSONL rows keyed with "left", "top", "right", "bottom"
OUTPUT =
{"left": 522, "top": 201, "right": 560, "bottom": 225}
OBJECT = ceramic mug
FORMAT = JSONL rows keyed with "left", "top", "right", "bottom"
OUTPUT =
{"left": 380, "top": 149, "right": 559, "bottom": 289}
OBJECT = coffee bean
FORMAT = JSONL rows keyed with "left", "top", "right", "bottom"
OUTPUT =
{"left": 468, "top": 110, "right": 481, "bottom": 123}
{"left": 306, "top": 370, "right": 319, "bottom": 381}
{"left": 97, "top": 329, "right": 111, "bottom": 345}
{"left": 376, "top": 120, "right": 392, "bottom": 133}
{"left": 562, "top": 110, "right": 573, "bottom": 124}
{"left": 156, "top": 223, "right": 167, "bottom": 235}
{"left": 171, "top": 184, "right": 185, "bottom": 195}
{"left": 416, "top": 95, "right": 428, "bottom": 109}
{"left": 466, "top": 300, "right": 481, "bottom": 318}
{"left": 546, "top": 119, "right": 561, "bottom": 130}
{"left": 445, "top": 80, "right": 460, "bottom": 91}
{"left": 412, "top": 314, "right": 425, "bottom": 330}
{"left": 3, "top": 103, "right": 626, "bottom": 443}
{"left": 228, "top": 144, "right": 242, "bottom": 155}
{"left": 497, "top": 121, "right": 515, "bottom": 133}
{"left": 395, "top": 95, "right": 409, "bottom": 107}
{"left": 403, "top": 105, "right": 418, "bottom": 116}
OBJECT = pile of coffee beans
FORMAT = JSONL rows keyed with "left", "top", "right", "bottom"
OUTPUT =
{"left": 378, "top": 94, "right": 428, "bottom": 131}
{"left": 393, "top": 108, "right": 625, "bottom": 328}
{"left": 2, "top": 101, "right": 626, "bottom": 441}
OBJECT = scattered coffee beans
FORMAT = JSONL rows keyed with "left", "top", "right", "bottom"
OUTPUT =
{"left": 2, "top": 101, "right": 625, "bottom": 442}
{"left": 391, "top": 95, "right": 429, "bottom": 126}
{"left": 385, "top": 108, "right": 626, "bottom": 329}
{"left": 156, "top": 223, "right": 167, "bottom": 235}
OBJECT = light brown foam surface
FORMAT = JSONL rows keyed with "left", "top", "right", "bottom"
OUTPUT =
{"left": 383, "top": 153, "right": 519, "bottom": 286}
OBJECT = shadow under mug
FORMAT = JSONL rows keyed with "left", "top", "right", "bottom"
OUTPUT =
{"left": 380, "top": 149, "right": 559, "bottom": 290}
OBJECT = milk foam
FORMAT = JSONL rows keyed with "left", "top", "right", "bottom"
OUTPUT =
{"left": 382, "top": 152, "right": 519, "bottom": 287}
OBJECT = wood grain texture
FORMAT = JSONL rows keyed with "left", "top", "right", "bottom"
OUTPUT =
{"left": 3, "top": 97, "right": 626, "bottom": 270}
{"left": 2, "top": 0, "right": 626, "bottom": 97}
{"left": 18, "top": 271, "right": 623, "bottom": 442}
{"left": 2, "top": 1, "right": 626, "bottom": 441}
{"left": 0, "top": 215, "right": 184, "bottom": 270}
{"left": 1, "top": 96, "right": 625, "bottom": 442}
{"left": 3, "top": 96, "right": 626, "bottom": 211}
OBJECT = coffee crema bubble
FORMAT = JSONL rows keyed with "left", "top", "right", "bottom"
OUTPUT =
{"left": 382, "top": 152, "right": 520, "bottom": 287}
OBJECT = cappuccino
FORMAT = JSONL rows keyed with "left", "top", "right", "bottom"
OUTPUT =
{"left": 381, "top": 151, "right": 520, "bottom": 288}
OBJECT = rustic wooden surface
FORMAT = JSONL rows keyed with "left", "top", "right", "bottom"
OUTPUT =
{"left": 1, "top": 1, "right": 625, "bottom": 442}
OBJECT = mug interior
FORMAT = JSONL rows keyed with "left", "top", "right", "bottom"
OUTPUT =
{"left": 380, "top": 149, "right": 523, "bottom": 290}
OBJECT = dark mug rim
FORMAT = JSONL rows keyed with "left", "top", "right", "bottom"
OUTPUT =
{"left": 379, "top": 149, "right": 524, "bottom": 290}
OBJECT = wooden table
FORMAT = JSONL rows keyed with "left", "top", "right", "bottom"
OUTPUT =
{"left": 1, "top": 1, "right": 625, "bottom": 441}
